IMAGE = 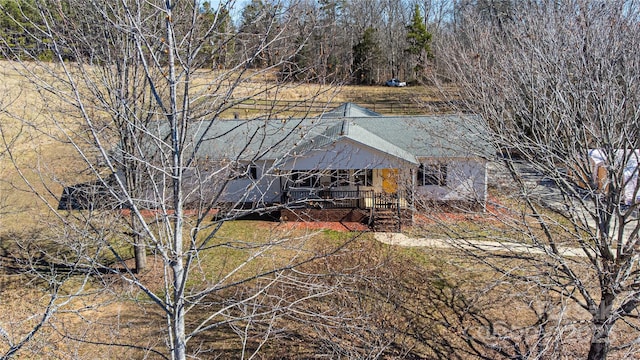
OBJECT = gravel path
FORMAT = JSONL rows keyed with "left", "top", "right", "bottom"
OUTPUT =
{"left": 374, "top": 161, "right": 638, "bottom": 258}
{"left": 374, "top": 232, "right": 588, "bottom": 257}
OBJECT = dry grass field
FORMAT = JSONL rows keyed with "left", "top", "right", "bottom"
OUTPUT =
{"left": 0, "top": 61, "right": 470, "bottom": 358}
{"left": 0, "top": 61, "right": 610, "bottom": 359}
{"left": 0, "top": 60, "right": 454, "bottom": 231}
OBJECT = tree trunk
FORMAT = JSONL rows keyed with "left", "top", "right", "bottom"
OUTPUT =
{"left": 134, "top": 236, "right": 146, "bottom": 273}
{"left": 131, "top": 212, "right": 146, "bottom": 273}
{"left": 172, "top": 258, "right": 186, "bottom": 360}
{"left": 165, "top": 3, "right": 186, "bottom": 359}
{"left": 587, "top": 324, "right": 611, "bottom": 360}
{"left": 588, "top": 293, "right": 614, "bottom": 360}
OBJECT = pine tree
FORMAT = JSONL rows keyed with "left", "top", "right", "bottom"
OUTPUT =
{"left": 198, "top": 2, "right": 234, "bottom": 69}
{"left": 352, "top": 27, "right": 379, "bottom": 85}
{"left": 0, "top": 0, "right": 51, "bottom": 60}
{"left": 405, "top": 4, "right": 432, "bottom": 79}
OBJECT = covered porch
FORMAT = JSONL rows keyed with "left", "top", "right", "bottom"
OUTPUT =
{"left": 273, "top": 120, "right": 419, "bottom": 229}
{"left": 280, "top": 186, "right": 412, "bottom": 232}
{"left": 285, "top": 188, "right": 409, "bottom": 210}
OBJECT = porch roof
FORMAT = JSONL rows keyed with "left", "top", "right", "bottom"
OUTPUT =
{"left": 290, "top": 121, "right": 419, "bottom": 165}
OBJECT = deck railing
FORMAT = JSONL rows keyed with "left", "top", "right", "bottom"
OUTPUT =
{"left": 286, "top": 188, "right": 409, "bottom": 209}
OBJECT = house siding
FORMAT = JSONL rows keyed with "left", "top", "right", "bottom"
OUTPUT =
{"left": 414, "top": 159, "right": 487, "bottom": 203}
{"left": 62, "top": 104, "right": 491, "bottom": 213}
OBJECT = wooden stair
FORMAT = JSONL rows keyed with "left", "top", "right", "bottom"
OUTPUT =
{"left": 372, "top": 209, "right": 401, "bottom": 232}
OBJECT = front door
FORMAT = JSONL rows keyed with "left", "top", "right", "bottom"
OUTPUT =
{"left": 381, "top": 168, "right": 398, "bottom": 194}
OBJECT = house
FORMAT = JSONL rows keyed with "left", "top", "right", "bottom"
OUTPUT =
{"left": 60, "top": 103, "right": 492, "bottom": 228}
{"left": 190, "top": 103, "right": 491, "bottom": 223}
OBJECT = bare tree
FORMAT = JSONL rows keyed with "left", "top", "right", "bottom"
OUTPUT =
{"left": 434, "top": 1, "right": 640, "bottom": 359}
{"left": 0, "top": 49, "right": 82, "bottom": 359}
{"left": 0, "top": 0, "right": 370, "bottom": 359}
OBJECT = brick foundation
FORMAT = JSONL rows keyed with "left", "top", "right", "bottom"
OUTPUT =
{"left": 280, "top": 208, "right": 369, "bottom": 222}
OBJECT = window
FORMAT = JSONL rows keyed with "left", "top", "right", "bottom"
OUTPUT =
{"left": 330, "top": 169, "right": 351, "bottom": 186}
{"left": 229, "top": 163, "right": 258, "bottom": 180}
{"left": 290, "top": 172, "right": 320, "bottom": 187}
{"left": 418, "top": 163, "right": 447, "bottom": 186}
{"left": 353, "top": 169, "right": 373, "bottom": 187}
{"left": 249, "top": 165, "right": 258, "bottom": 180}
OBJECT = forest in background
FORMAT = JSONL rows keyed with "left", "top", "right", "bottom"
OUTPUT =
{"left": 0, "top": 0, "right": 511, "bottom": 85}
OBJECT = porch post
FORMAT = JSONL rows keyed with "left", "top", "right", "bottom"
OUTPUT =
{"left": 396, "top": 193, "right": 401, "bottom": 232}
{"left": 356, "top": 180, "right": 362, "bottom": 209}
{"left": 411, "top": 167, "right": 416, "bottom": 224}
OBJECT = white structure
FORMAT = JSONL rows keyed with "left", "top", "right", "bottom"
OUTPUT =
{"left": 60, "top": 103, "right": 492, "bottom": 215}
{"left": 192, "top": 103, "right": 492, "bottom": 211}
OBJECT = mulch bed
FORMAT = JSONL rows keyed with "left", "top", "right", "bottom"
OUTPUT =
{"left": 414, "top": 196, "right": 513, "bottom": 225}
{"left": 277, "top": 221, "right": 369, "bottom": 232}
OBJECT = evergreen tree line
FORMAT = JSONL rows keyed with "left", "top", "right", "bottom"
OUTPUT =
{"left": 0, "top": 0, "right": 521, "bottom": 85}
{"left": 0, "top": 0, "right": 448, "bottom": 85}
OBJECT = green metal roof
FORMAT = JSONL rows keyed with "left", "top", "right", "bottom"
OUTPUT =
{"left": 349, "top": 115, "right": 491, "bottom": 159}
{"left": 321, "top": 102, "right": 382, "bottom": 118}
{"left": 147, "top": 103, "right": 492, "bottom": 163}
